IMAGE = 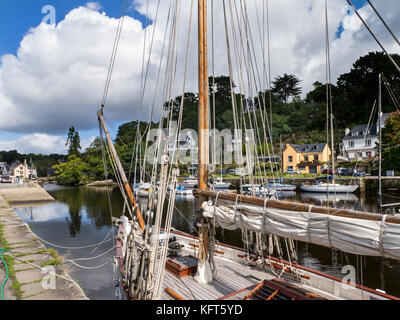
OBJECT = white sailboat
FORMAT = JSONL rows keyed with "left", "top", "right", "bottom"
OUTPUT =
{"left": 301, "top": 182, "right": 359, "bottom": 193}
{"left": 212, "top": 176, "right": 231, "bottom": 190}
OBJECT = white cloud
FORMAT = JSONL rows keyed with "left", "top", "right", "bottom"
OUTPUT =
{"left": 85, "top": 2, "right": 102, "bottom": 11}
{"left": 0, "top": 133, "right": 95, "bottom": 154}
{"left": 0, "top": 1, "right": 399, "bottom": 140}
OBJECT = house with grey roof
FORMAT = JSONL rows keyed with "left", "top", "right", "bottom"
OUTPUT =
{"left": 283, "top": 143, "right": 331, "bottom": 174}
{"left": 339, "top": 113, "right": 391, "bottom": 162}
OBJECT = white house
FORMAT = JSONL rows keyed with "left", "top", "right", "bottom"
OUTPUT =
{"left": 339, "top": 113, "right": 391, "bottom": 161}
{"left": 10, "top": 159, "right": 37, "bottom": 180}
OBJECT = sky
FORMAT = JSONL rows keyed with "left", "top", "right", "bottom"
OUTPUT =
{"left": 1, "top": 0, "right": 399, "bottom": 156}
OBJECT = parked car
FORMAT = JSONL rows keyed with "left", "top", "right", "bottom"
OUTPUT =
{"left": 353, "top": 169, "right": 366, "bottom": 177}
{"left": 2, "top": 176, "right": 12, "bottom": 183}
{"left": 228, "top": 169, "right": 240, "bottom": 175}
{"left": 335, "top": 168, "right": 355, "bottom": 176}
{"left": 285, "top": 168, "right": 301, "bottom": 175}
{"left": 335, "top": 168, "right": 348, "bottom": 176}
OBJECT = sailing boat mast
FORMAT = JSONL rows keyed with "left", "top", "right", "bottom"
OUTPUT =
{"left": 198, "top": 0, "right": 209, "bottom": 197}
{"left": 97, "top": 110, "right": 145, "bottom": 231}
{"left": 195, "top": 0, "right": 213, "bottom": 284}
{"left": 325, "top": 0, "right": 335, "bottom": 185}
{"left": 378, "top": 73, "right": 382, "bottom": 213}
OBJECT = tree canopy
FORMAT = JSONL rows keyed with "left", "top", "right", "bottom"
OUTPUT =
{"left": 272, "top": 73, "right": 302, "bottom": 103}
{"left": 381, "top": 111, "right": 400, "bottom": 174}
{"left": 66, "top": 126, "right": 81, "bottom": 155}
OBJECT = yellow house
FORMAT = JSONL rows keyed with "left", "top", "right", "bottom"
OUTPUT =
{"left": 282, "top": 143, "right": 331, "bottom": 174}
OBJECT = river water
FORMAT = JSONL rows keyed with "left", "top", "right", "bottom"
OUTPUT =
{"left": 13, "top": 184, "right": 400, "bottom": 300}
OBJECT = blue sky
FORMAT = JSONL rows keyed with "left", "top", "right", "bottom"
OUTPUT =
{"left": 0, "top": 0, "right": 148, "bottom": 56}
{"left": 0, "top": 0, "right": 147, "bottom": 146}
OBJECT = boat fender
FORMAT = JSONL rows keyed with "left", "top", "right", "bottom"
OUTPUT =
{"left": 305, "top": 181, "right": 310, "bottom": 185}
{"left": 121, "top": 216, "right": 131, "bottom": 237}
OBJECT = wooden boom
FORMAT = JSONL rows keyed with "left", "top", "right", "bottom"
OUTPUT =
{"left": 98, "top": 109, "right": 145, "bottom": 231}
{"left": 194, "top": 189, "right": 400, "bottom": 225}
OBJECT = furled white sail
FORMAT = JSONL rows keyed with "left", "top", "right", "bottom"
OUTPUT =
{"left": 202, "top": 201, "right": 400, "bottom": 261}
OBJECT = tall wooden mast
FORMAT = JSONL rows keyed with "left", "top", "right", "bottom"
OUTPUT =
{"left": 195, "top": 0, "right": 213, "bottom": 284}
{"left": 198, "top": 0, "right": 209, "bottom": 200}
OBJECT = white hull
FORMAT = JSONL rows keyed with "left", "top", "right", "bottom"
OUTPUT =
{"left": 267, "top": 183, "right": 297, "bottom": 191}
{"left": 242, "top": 185, "right": 276, "bottom": 197}
{"left": 300, "top": 183, "right": 359, "bottom": 193}
{"left": 213, "top": 182, "right": 231, "bottom": 189}
{"left": 133, "top": 183, "right": 153, "bottom": 197}
{"left": 175, "top": 188, "right": 193, "bottom": 196}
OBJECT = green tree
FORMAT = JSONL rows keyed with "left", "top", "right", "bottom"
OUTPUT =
{"left": 272, "top": 73, "right": 302, "bottom": 103}
{"left": 66, "top": 126, "right": 81, "bottom": 155}
{"left": 381, "top": 111, "right": 400, "bottom": 174}
{"left": 82, "top": 138, "right": 107, "bottom": 181}
{"left": 53, "top": 155, "right": 88, "bottom": 185}
{"left": 336, "top": 51, "right": 400, "bottom": 127}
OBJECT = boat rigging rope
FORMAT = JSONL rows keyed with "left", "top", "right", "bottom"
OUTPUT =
{"left": 65, "top": 258, "right": 114, "bottom": 270}
{"left": 345, "top": 0, "right": 400, "bottom": 75}
{"left": 64, "top": 245, "right": 116, "bottom": 262}
{"left": 30, "top": 231, "right": 113, "bottom": 250}
{"left": 101, "top": 0, "right": 128, "bottom": 108}
{"left": 4, "top": 252, "right": 78, "bottom": 284}
{"left": 366, "top": 0, "right": 400, "bottom": 49}
{"left": 381, "top": 73, "right": 400, "bottom": 112}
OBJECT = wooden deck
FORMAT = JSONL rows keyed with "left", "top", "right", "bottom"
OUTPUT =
{"left": 161, "top": 251, "right": 268, "bottom": 300}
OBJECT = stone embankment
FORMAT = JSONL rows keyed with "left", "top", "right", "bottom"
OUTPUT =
{"left": 0, "top": 183, "right": 55, "bottom": 204}
{"left": 0, "top": 187, "right": 88, "bottom": 300}
{"left": 85, "top": 180, "right": 117, "bottom": 187}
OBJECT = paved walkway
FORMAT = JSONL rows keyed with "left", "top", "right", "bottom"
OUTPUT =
{"left": 0, "top": 196, "right": 88, "bottom": 300}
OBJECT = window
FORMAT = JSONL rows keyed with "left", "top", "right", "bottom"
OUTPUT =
{"left": 366, "top": 139, "right": 371, "bottom": 146}
{"left": 298, "top": 166, "right": 306, "bottom": 171}
{"left": 358, "top": 152, "right": 363, "bottom": 158}
{"left": 314, "top": 154, "right": 319, "bottom": 162}
{"left": 288, "top": 156, "right": 293, "bottom": 163}
{"left": 349, "top": 141, "right": 354, "bottom": 147}
{"left": 304, "top": 155, "right": 309, "bottom": 162}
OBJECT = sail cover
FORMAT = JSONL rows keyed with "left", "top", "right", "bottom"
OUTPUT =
{"left": 202, "top": 201, "right": 400, "bottom": 261}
